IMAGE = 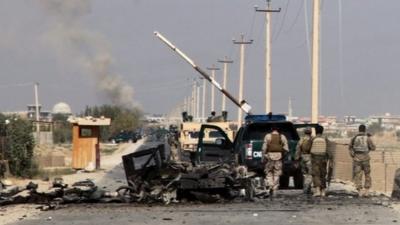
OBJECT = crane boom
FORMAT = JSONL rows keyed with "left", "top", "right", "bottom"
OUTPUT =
{"left": 154, "top": 31, "right": 252, "bottom": 114}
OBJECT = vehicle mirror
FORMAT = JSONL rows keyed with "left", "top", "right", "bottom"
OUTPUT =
{"left": 215, "top": 138, "right": 225, "bottom": 145}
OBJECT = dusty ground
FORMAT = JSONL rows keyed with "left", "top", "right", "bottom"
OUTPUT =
{"left": 1, "top": 140, "right": 144, "bottom": 225}
{"left": 2, "top": 138, "right": 400, "bottom": 225}
{"left": 5, "top": 191, "right": 400, "bottom": 225}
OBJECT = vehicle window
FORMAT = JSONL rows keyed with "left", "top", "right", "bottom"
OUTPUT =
{"left": 242, "top": 123, "right": 298, "bottom": 141}
{"left": 189, "top": 131, "right": 199, "bottom": 139}
{"left": 209, "top": 131, "right": 224, "bottom": 138}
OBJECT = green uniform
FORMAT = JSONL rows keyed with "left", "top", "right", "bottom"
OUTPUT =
{"left": 349, "top": 132, "right": 376, "bottom": 190}
{"left": 310, "top": 135, "right": 333, "bottom": 192}
{"left": 295, "top": 135, "right": 313, "bottom": 193}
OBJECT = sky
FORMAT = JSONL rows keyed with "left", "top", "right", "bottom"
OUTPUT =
{"left": 0, "top": 0, "right": 399, "bottom": 119}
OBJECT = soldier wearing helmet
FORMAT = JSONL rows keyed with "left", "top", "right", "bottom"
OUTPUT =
{"left": 262, "top": 127, "right": 289, "bottom": 197}
{"left": 349, "top": 124, "right": 376, "bottom": 197}
{"left": 295, "top": 127, "right": 313, "bottom": 194}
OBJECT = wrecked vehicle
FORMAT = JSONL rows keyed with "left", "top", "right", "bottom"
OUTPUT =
{"left": 197, "top": 114, "right": 319, "bottom": 189}
{"left": 121, "top": 141, "right": 266, "bottom": 203}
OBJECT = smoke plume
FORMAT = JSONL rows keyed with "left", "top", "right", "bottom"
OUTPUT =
{"left": 39, "top": 0, "right": 135, "bottom": 108}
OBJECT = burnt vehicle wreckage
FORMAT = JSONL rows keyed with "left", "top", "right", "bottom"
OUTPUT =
{"left": 0, "top": 139, "right": 265, "bottom": 208}
{"left": 1, "top": 33, "right": 400, "bottom": 208}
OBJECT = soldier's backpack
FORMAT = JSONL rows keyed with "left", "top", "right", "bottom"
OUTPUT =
{"left": 352, "top": 134, "right": 369, "bottom": 153}
{"left": 310, "top": 136, "right": 327, "bottom": 155}
{"left": 267, "top": 133, "right": 284, "bottom": 153}
{"left": 300, "top": 137, "right": 313, "bottom": 154}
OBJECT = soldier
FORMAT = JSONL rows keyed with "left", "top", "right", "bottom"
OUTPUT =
{"left": 310, "top": 125, "right": 333, "bottom": 197}
{"left": 294, "top": 128, "right": 313, "bottom": 194}
{"left": 262, "top": 127, "right": 289, "bottom": 196}
{"left": 349, "top": 124, "right": 376, "bottom": 197}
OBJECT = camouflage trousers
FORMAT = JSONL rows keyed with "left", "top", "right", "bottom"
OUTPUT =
{"left": 302, "top": 154, "right": 312, "bottom": 193}
{"left": 264, "top": 160, "right": 282, "bottom": 191}
{"left": 311, "top": 154, "right": 327, "bottom": 189}
{"left": 353, "top": 160, "right": 371, "bottom": 190}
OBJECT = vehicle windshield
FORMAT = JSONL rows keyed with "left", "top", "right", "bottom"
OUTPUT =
{"left": 189, "top": 131, "right": 199, "bottom": 139}
{"left": 242, "top": 122, "right": 299, "bottom": 141}
{"left": 209, "top": 131, "right": 224, "bottom": 138}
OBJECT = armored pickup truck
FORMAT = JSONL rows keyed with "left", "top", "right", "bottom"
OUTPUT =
{"left": 196, "top": 114, "right": 317, "bottom": 189}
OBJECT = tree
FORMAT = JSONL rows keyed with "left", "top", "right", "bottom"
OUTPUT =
{"left": 53, "top": 113, "right": 72, "bottom": 144}
{"left": 80, "top": 105, "right": 143, "bottom": 141}
{"left": 4, "top": 117, "right": 35, "bottom": 177}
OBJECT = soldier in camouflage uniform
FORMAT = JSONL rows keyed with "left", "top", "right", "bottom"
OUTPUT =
{"left": 310, "top": 125, "right": 333, "bottom": 197}
{"left": 349, "top": 124, "right": 376, "bottom": 197}
{"left": 262, "top": 127, "right": 288, "bottom": 196}
{"left": 294, "top": 128, "right": 313, "bottom": 194}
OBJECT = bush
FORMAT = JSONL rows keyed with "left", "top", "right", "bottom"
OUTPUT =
{"left": 81, "top": 105, "right": 143, "bottom": 141}
{"left": 4, "top": 117, "right": 36, "bottom": 177}
{"left": 53, "top": 113, "right": 72, "bottom": 144}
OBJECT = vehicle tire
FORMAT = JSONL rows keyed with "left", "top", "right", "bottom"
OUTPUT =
{"left": 293, "top": 169, "right": 304, "bottom": 189}
{"left": 279, "top": 175, "right": 289, "bottom": 189}
{"left": 111, "top": 139, "right": 116, "bottom": 144}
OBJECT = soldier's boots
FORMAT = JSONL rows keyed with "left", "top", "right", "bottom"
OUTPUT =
{"left": 358, "top": 188, "right": 370, "bottom": 197}
{"left": 313, "top": 187, "right": 321, "bottom": 197}
{"left": 320, "top": 188, "right": 326, "bottom": 197}
{"left": 357, "top": 189, "right": 364, "bottom": 197}
{"left": 364, "top": 189, "right": 370, "bottom": 197}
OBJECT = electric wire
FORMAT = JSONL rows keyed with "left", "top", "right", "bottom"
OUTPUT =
{"left": 272, "top": 0, "right": 291, "bottom": 41}
{"left": 304, "top": 0, "right": 311, "bottom": 67}
{"left": 0, "top": 82, "right": 34, "bottom": 89}
{"left": 283, "top": 0, "right": 304, "bottom": 34}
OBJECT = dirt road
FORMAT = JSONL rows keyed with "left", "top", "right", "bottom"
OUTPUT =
{"left": 1, "top": 141, "right": 144, "bottom": 225}
{"left": 7, "top": 191, "right": 400, "bottom": 225}
{"left": 2, "top": 139, "right": 400, "bottom": 225}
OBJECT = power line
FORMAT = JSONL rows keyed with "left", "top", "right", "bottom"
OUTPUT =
{"left": 283, "top": 0, "right": 304, "bottom": 34}
{"left": 272, "top": 0, "right": 291, "bottom": 41}
{"left": 0, "top": 82, "right": 34, "bottom": 89}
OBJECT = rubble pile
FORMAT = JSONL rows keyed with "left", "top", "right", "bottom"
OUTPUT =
{"left": 0, "top": 143, "right": 268, "bottom": 208}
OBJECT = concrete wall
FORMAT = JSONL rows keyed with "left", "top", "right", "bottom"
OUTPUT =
{"left": 32, "top": 131, "right": 54, "bottom": 145}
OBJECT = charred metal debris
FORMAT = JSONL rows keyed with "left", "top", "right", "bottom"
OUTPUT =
{"left": 0, "top": 143, "right": 267, "bottom": 208}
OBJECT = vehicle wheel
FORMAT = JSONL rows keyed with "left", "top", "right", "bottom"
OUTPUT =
{"left": 128, "top": 139, "right": 133, "bottom": 143}
{"left": 111, "top": 139, "right": 116, "bottom": 144}
{"left": 279, "top": 175, "right": 289, "bottom": 189}
{"left": 293, "top": 170, "right": 304, "bottom": 189}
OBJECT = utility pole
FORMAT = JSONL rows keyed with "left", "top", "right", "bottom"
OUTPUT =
{"left": 255, "top": 0, "right": 281, "bottom": 114}
{"left": 218, "top": 56, "right": 233, "bottom": 113}
{"left": 201, "top": 78, "right": 206, "bottom": 122}
{"left": 233, "top": 35, "right": 253, "bottom": 125}
{"left": 192, "top": 81, "right": 196, "bottom": 118}
{"left": 311, "top": 0, "right": 321, "bottom": 124}
{"left": 196, "top": 81, "right": 200, "bottom": 121}
{"left": 207, "top": 65, "right": 220, "bottom": 114}
{"left": 34, "top": 82, "right": 40, "bottom": 145}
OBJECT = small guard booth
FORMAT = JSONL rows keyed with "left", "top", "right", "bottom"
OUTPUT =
{"left": 69, "top": 117, "right": 111, "bottom": 170}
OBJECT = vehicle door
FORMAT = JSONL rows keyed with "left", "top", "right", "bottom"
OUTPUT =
{"left": 196, "top": 124, "right": 234, "bottom": 164}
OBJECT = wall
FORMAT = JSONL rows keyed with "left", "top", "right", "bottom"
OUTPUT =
{"left": 333, "top": 143, "right": 400, "bottom": 194}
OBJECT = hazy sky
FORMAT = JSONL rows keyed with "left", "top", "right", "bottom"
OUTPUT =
{"left": 0, "top": 0, "right": 399, "bottom": 118}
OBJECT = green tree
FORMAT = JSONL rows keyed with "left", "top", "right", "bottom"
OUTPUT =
{"left": 53, "top": 113, "right": 72, "bottom": 144}
{"left": 5, "top": 117, "right": 35, "bottom": 177}
{"left": 80, "top": 105, "right": 143, "bottom": 141}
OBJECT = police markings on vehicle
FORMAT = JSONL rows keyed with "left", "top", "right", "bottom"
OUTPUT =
{"left": 253, "top": 151, "right": 262, "bottom": 158}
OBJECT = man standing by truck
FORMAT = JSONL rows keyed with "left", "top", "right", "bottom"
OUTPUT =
{"left": 262, "top": 127, "right": 289, "bottom": 196}
{"left": 349, "top": 124, "right": 376, "bottom": 197}
{"left": 295, "top": 128, "right": 313, "bottom": 194}
{"left": 310, "top": 125, "right": 333, "bottom": 197}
